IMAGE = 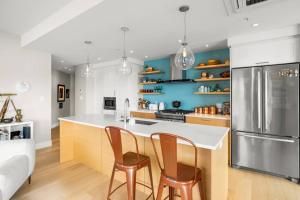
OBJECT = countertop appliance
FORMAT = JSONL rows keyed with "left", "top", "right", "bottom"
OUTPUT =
{"left": 231, "top": 63, "right": 299, "bottom": 183}
{"left": 155, "top": 109, "right": 193, "bottom": 122}
{"left": 103, "top": 97, "right": 116, "bottom": 110}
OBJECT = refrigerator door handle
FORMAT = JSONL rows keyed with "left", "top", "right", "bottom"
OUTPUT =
{"left": 257, "top": 70, "right": 262, "bottom": 129}
{"left": 236, "top": 133, "right": 295, "bottom": 143}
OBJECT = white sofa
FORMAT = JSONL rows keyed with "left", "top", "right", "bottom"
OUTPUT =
{"left": 0, "top": 139, "right": 35, "bottom": 200}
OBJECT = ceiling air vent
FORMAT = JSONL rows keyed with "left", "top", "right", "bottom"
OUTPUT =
{"left": 223, "top": 0, "right": 282, "bottom": 15}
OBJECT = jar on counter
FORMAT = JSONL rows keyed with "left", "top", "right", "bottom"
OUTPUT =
{"left": 203, "top": 107, "right": 209, "bottom": 114}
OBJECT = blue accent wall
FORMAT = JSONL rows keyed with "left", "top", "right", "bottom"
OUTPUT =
{"left": 143, "top": 48, "right": 230, "bottom": 110}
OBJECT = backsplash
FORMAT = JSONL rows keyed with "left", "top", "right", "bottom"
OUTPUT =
{"left": 142, "top": 48, "right": 230, "bottom": 110}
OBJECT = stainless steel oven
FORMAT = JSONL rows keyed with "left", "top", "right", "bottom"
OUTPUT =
{"left": 104, "top": 97, "right": 116, "bottom": 110}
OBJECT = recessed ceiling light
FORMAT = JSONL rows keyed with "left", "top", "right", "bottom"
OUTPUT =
{"left": 178, "top": 39, "right": 182, "bottom": 43}
{"left": 130, "top": 50, "right": 134, "bottom": 54}
{"left": 68, "top": 68, "right": 72, "bottom": 71}
{"left": 145, "top": 56, "right": 148, "bottom": 58}
{"left": 64, "top": 67, "right": 68, "bottom": 69}
{"left": 252, "top": 23, "right": 259, "bottom": 27}
{"left": 97, "top": 57, "right": 101, "bottom": 61}
{"left": 60, "top": 60, "right": 65, "bottom": 63}
{"left": 205, "top": 44, "right": 209, "bottom": 48}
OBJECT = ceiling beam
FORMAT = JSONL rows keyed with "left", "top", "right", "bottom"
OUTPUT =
{"left": 21, "top": 0, "right": 104, "bottom": 47}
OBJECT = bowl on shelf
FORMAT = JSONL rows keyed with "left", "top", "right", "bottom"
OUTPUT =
{"left": 207, "top": 59, "right": 220, "bottom": 65}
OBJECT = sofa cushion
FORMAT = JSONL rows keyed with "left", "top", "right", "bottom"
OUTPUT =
{"left": 0, "top": 155, "right": 29, "bottom": 200}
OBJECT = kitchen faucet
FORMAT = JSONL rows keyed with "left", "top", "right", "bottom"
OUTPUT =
{"left": 124, "top": 98, "right": 130, "bottom": 124}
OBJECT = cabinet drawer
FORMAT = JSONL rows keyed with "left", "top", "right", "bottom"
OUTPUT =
{"left": 185, "top": 116, "right": 230, "bottom": 127}
{"left": 130, "top": 111, "right": 156, "bottom": 119}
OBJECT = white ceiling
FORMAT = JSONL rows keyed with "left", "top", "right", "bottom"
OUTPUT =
{"left": 0, "top": 0, "right": 73, "bottom": 35}
{"left": 1, "top": 0, "right": 300, "bottom": 73}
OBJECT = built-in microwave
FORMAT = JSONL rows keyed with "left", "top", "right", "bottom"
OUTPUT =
{"left": 103, "top": 97, "right": 116, "bottom": 110}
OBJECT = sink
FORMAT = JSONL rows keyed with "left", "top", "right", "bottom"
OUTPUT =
{"left": 135, "top": 120, "right": 157, "bottom": 125}
{"left": 119, "top": 119, "right": 157, "bottom": 125}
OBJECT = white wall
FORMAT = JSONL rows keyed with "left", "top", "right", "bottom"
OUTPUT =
{"left": 51, "top": 69, "right": 72, "bottom": 127}
{"left": 74, "top": 59, "right": 141, "bottom": 116}
{"left": 0, "top": 32, "right": 52, "bottom": 148}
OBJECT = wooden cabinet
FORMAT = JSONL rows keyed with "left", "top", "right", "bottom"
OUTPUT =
{"left": 130, "top": 111, "right": 156, "bottom": 119}
{"left": 231, "top": 36, "right": 300, "bottom": 68}
{"left": 185, "top": 116, "right": 230, "bottom": 128}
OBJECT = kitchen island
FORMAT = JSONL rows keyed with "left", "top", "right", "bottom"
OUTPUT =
{"left": 59, "top": 114, "right": 229, "bottom": 200}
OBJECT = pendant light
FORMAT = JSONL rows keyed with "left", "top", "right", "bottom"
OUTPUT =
{"left": 118, "top": 27, "right": 132, "bottom": 75}
{"left": 174, "top": 5, "right": 195, "bottom": 70}
{"left": 81, "top": 40, "right": 94, "bottom": 78}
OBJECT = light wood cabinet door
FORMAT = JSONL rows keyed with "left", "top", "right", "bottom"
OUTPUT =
{"left": 130, "top": 111, "right": 156, "bottom": 119}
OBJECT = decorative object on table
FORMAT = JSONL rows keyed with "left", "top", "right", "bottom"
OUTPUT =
{"left": 81, "top": 40, "right": 94, "bottom": 78}
{"left": 200, "top": 71, "right": 209, "bottom": 79}
{"left": 57, "top": 84, "right": 65, "bottom": 102}
{"left": 0, "top": 93, "right": 18, "bottom": 122}
{"left": 174, "top": 5, "right": 195, "bottom": 70}
{"left": 59, "top": 103, "right": 63, "bottom": 109}
{"left": 138, "top": 98, "right": 150, "bottom": 109}
{"left": 222, "top": 102, "right": 230, "bottom": 115}
{"left": 207, "top": 59, "right": 220, "bottom": 65}
{"left": 23, "top": 126, "right": 31, "bottom": 139}
{"left": 15, "top": 81, "right": 31, "bottom": 94}
{"left": 220, "top": 71, "right": 230, "bottom": 78}
{"left": 2, "top": 117, "right": 13, "bottom": 123}
{"left": 118, "top": 26, "right": 132, "bottom": 75}
{"left": 15, "top": 109, "right": 23, "bottom": 122}
{"left": 66, "top": 89, "right": 70, "bottom": 98}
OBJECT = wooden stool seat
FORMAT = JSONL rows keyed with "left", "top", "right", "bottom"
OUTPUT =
{"left": 105, "top": 126, "right": 155, "bottom": 200}
{"left": 170, "top": 163, "right": 202, "bottom": 183}
{"left": 121, "top": 151, "right": 149, "bottom": 167}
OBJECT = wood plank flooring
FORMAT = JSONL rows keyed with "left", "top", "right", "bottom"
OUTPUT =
{"left": 12, "top": 127, "right": 300, "bottom": 200}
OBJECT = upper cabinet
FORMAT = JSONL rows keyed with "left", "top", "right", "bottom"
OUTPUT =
{"left": 228, "top": 25, "right": 300, "bottom": 68}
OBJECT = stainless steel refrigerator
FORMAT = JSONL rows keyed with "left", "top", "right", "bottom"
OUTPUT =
{"left": 231, "top": 63, "right": 299, "bottom": 183}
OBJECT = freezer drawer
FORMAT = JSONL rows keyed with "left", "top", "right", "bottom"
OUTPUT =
{"left": 232, "top": 131, "right": 299, "bottom": 179}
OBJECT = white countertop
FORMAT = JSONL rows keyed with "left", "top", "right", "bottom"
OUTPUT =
{"left": 59, "top": 114, "right": 229, "bottom": 150}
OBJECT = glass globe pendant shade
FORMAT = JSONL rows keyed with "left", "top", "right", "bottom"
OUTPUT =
{"left": 81, "top": 63, "right": 94, "bottom": 78}
{"left": 118, "top": 57, "right": 132, "bottom": 75}
{"left": 174, "top": 43, "right": 195, "bottom": 70}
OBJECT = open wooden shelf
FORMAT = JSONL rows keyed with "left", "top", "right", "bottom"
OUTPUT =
{"left": 138, "top": 82, "right": 157, "bottom": 85}
{"left": 138, "top": 92, "right": 164, "bottom": 95}
{"left": 194, "top": 64, "right": 230, "bottom": 70}
{"left": 139, "top": 70, "right": 163, "bottom": 75}
{"left": 194, "top": 77, "right": 230, "bottom": 82}
{"left": 0, "top": 93, "right": 17, "bottom": 96}
{"left": 193, "top": 92, "right": 230, "bottom": 95}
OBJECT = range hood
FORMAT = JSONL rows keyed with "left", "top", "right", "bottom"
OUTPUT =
{"left": 157, "top": 55, "right": 194, "bottom": 84}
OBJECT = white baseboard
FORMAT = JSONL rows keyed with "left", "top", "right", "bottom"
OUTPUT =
{"left": 51, "top": 122, "right": 59, "bottom": 129}
{"left": 35, "top": 140, "right": 52, "bottom": 149}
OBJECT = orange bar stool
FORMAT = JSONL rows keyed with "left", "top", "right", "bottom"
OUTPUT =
{"left": 150, "top": 133, "right": 206, "bottom": 200}
{"left": 105, "top": 126, "right": 155, "bottom": 200}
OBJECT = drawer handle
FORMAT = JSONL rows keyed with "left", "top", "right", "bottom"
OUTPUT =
{"left": 236, "top": 133, "right": 295, "bottom": 143}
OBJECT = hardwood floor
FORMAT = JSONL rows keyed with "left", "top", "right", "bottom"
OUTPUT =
{"left": 12, "top": 127, "right": 300, "bottom": 200}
